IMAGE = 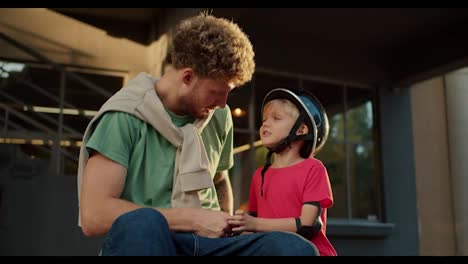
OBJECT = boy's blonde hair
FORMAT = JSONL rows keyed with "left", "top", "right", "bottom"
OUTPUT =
{"left": 169, "top": 12, "right": 255, "bottom": 87}
{"left": 263, "top": 99, "right": 300, "bottom": 120}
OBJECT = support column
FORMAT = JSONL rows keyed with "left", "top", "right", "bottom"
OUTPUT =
{"left": 445, "top": 68, "right": 468, "bottom": 255}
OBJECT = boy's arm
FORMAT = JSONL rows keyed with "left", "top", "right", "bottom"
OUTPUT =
{"left": 250, "top": 203, "right": 320, "bottom": 233}
{"left": 230, "top": 203, "right": 322, "bottom": 239}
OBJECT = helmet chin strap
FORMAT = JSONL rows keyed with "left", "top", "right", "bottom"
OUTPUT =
{"left": 260, "top": 110, "right": 313, "bottom": 196}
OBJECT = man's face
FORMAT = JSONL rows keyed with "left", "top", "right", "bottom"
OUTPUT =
{"left": 185, "top": 76, "right": 235, "bottom": 119}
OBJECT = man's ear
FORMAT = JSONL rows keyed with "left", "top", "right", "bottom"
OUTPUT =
{"left": 182, "top": 68, "right": 194, "bottom": 85}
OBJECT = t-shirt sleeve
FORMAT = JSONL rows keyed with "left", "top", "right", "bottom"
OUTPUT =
{"left": 86, "top": 112, "right": 139, "bottom": 168}
{"left": 302, "top": 161, "right": 334, "bottom": 208}
{"left": 216, "top": 106, "right": 234, "bottom": 172}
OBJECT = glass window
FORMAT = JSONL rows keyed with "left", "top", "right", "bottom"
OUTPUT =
{"left": 315, "top": 138, "right": 347, "bottom": 218}
{"left": 346, "top": 88, "right": 381, "bottom": 220}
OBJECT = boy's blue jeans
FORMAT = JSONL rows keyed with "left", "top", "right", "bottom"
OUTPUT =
{"left": 101, "top": 208, "right": 319, "bottom": 256}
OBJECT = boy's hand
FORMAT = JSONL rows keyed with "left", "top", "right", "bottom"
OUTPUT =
{"left": 228, "top": 209, "right": 257, "bottom": 233}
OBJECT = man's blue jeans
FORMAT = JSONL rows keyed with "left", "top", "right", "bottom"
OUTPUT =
{"left": 101, "top": 208, "right": 319, "bottom": 256}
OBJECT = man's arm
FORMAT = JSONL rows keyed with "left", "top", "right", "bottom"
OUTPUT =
{"left": 80, "top": 153, "right": 231, "bottom": 238}
{"left": 80, "top": 153, "right": 139, "bottom": 236}
{"left": 213, "top": 170, "right": 233, "bottom": 215}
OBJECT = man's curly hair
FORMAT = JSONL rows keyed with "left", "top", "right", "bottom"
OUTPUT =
{"left": 170, "top": 12, "right": 255, "bottom": 87}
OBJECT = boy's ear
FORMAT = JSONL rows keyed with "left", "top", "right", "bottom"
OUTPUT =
{"left": 297, "top": 123, "right": 309, "bottom": 135}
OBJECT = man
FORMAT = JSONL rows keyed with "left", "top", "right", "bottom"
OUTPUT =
{"left": 77, "top": 12, "right": 318, "bottom": 256}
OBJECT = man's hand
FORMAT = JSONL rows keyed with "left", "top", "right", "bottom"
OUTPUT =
{"left": 192, "top": 209, "right": 232, "bottom": 238}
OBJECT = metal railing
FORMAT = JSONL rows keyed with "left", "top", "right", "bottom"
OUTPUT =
{"left": 0, "top": 32, "right": 113, "bottom": 175}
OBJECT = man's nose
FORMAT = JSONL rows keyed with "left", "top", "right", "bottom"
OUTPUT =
{"left": 217, "top": 102, "right": 226, "bottom": 109}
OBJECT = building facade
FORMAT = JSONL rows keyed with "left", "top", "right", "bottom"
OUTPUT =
{"left": 0, "top": 8, "right": 467, "bottom": 255}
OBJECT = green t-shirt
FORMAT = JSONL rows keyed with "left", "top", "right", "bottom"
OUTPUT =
{"left": 85, "top": 107, "right": 234, "bottom": 210}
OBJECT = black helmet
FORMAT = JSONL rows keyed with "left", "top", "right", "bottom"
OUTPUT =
{"left": 259, "top": 88, "right": 329, "bottom": 196}
{"left": 261, "top": 88, "right": 329, "bottom": 157}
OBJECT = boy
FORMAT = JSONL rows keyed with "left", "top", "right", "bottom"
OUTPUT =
{"left": 228, "top": 88, "right": 337, "bottom": 256}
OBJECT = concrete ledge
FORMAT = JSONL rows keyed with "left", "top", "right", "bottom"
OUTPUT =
{"left": 328, "top": 219, "right": 395, "bottom": 238}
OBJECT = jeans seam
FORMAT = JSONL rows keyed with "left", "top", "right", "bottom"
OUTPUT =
{"left": 103, "top": 236, "right": 114, "bottom": 256}
{"left": 191, "top": 233, "right": 199, "bottom": 256}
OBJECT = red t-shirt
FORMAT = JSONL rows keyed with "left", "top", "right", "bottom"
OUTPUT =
{"left": 248, "top": 158, "right": 337, "bottom": 256}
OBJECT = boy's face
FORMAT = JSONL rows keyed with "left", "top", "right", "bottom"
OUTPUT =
{"left": 182, "top": 71, "right": 235, "bottom": 119}
{"left": 260, "top": 101, "right": 297, "bottom": 148}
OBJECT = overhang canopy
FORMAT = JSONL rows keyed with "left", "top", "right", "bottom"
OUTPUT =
{"left": 51, "top": 8, "right": 468, "bottom": 88}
